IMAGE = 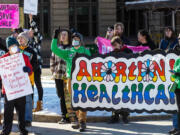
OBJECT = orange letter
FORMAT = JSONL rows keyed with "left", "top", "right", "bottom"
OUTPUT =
{"left": 77, "top": 60, "right": 91, "bottom": 82}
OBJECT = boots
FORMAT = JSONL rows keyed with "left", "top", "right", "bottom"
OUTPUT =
{"left": 33, "top": 101, "right": 43, "bottom": 112}
{"left": 107, "top": 114, "right": 120, "bottom": 124}
{"left": 79, "top": 121, "right": 86, "bottom": 132}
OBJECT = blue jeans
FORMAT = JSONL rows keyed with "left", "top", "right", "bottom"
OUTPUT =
{"left": 173, "top": 113, "right": 178, "bottom": 129}
{"left": 25, "top": 94, "right": 32, "bottom": 122}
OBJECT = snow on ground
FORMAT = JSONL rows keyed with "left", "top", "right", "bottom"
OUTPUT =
{"left": 0, "top": 76, "right": 167, "bottom": 117}
{"left": 32, "top": 76, "right": 168, "bottom": 117}
{"left": 125, "top": 0, "right": 170, "bottom": 5}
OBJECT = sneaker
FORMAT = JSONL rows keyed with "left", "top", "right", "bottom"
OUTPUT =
{"left": 72, "top": 121, "right": 79, "bottom": 129}
{"left": 122, "top": 116, "right": 129, "bottom": 124}
{"left": 20, "top": 129, "right": 28, "bottom": 135}
{"left": 174, "top": 130, "right": 180, "bottom": 135}
{"left": 25, "top": 121, "right": 32, "bottom": 127}
{"left": 79, "top": 121, "right": 86, "bottom": 132}
{"left": 107, "top": 115, "right": 120, "bottom": 124}
{"left": 58, "top": 117, "right": 70, "bottom": 124}
{"left": 169, "top": 128, "right": 178, "bottom": 134}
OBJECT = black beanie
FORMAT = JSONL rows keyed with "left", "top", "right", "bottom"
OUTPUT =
{"left": 6, "top": 36, "right": 19, "bottom": 49}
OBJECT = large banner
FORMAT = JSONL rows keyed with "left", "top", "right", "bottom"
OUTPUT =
{"left": 0, "top": 53, "right": 33, "bottom": 101}
{"left": 71, "top": 50, "right": 179, "bottom": 113}
{"left": 0, "top": 4, "right": 19, "bottom": 28}
{"left": 97, "top": 37, "right": 150, "bottom": 54}
{"left": 24, "top": 0, "right": 38, "bottom": 15}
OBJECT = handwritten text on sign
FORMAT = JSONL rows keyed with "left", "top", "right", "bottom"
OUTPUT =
{"left": 0, "top": 4, "right": 19, "bottom": 28}
{"left": 0, "top": 53, "right": 33, "bottom": 101}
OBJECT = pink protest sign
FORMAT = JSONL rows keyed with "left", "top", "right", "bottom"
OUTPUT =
{"left": 97, "top": 37, "right": 113, "bottom": 54}
{"left": 0, "top": 4, "right": 19, "bottom": 28}
{"left": 126, "top": 45, "right": 150, "bottom": 53}
{"left": 97, "top": 37, "right": 150, "bottom": 54}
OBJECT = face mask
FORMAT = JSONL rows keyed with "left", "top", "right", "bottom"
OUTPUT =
{"left": 72, "top": 40, "right": 80, "bottom": 47}
{"left": 107, "top": 32, "right": 113, "bottom": 36}
{"left": 10, "top": 46, "right": 19, "bottom": 54}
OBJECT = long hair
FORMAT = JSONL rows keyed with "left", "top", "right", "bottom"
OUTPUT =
{"left": 138, "top": 29, "right": 153, "bottom": 43}
{"left": 58, "top": 29, "right": 72, "bottom": 45}
{"left": 164, "top": 27, "right": 176, "bottom": 40}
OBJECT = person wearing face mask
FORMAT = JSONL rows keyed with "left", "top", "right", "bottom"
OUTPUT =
{"left": 160, "top": 27, "right": 178, "bottom": 52}
{"left": 51, "top": 29, "right": 91, "bottom": 132}
{"left": 50, "top": 28, "right": 72, "bottom": 124}
{"left": 105, "top": 26, "right": 114, "bottom": 40}
{"left": 0, "top": 36, "right": 32, "bottom": 135}
{"left": 17, "top": 31, "right": 39, "bottom": 127}
{"left": 113, "top": 23, "right": 130, "bottom": 45}
{"left": 94, "top": 26, "right": 114, "bottom": 46}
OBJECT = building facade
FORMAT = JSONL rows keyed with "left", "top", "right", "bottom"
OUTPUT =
{"left": 1, "top": 0, "right": 180, "bottom": 65}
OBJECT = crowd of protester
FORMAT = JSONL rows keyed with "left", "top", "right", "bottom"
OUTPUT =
{"left": 1, "top": 14, "right": 180, "bottom": 134}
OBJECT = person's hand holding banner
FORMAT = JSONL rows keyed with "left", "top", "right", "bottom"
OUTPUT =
{"left": 23, "top": 66, "right": 31, "bottom": 73}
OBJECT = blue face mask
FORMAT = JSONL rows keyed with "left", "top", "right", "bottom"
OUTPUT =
{"left": 72, "top": 40, "right": 80, "bottom": 47}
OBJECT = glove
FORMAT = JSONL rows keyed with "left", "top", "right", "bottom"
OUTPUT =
{"left": 53, "top": 26, "right": 60, "bottom": 39}
{"left": 23, "top": 66, "right": 31, "bottom": 73}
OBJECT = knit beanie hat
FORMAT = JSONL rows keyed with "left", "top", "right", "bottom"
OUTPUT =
{"left": 17, "top": 31, "right": 30, "bottom": 45}
{"left": 6, "top": 36, "right": 19, "bottom": 49}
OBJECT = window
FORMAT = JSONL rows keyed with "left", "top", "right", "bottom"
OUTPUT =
{"left": 22, "top": 0, "right": 50, "bottom": 38}
{"left": 69, "top": 0, "right": 98, "bottom": 37}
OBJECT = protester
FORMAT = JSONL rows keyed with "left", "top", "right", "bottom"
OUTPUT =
{"left": 17, "top": 31, "right": 38, "bottom": 127}
{"left": 137, "top": 30, "right": 156, "bottom": 50}
{"left": 51, "top": 29, "right": 91, "bottom": 132}
{"left": 50, "top": 28, "right": 72, "bottom": 124}
{"left": 170, "top": 53, "right": 180, "bottom": 135}
{"left": 28, "top": 14, "right": 44, "bottom": 112}
{"left": 0, "top": 36, "right": 31, "bottom": 135}
{"left": 159, "top": 27, "right": 178, "bottom": 52}
{"left": 168, "top": 33, "right": 180, "bottom": 135}
{"left": 107, "top": 36, "right": 132, "bottom": 124}
{"left": 11, "top": 27, "right": 24, "bottom": 39}
{"left": 105, "top": 26, "right": 114, "bottom": 40}
{"left": 107, "top": 22, "right": 131, "bottom": 124}
{"left": 113, "top": 22, "right": 130, "bottom": 45}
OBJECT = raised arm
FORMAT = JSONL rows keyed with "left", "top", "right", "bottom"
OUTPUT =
{"left": 51, "top": 39, "right": 69, "bottom": 61}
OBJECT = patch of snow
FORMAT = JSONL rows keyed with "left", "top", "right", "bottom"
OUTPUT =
{"left": 126, "top": 0, "right": 170, "bottom": 5}
{"left": 0, "top": 76, "right": 171, "bottom": 117}
{"left": 32, "top": 76, "right": 170, "bottom": 117}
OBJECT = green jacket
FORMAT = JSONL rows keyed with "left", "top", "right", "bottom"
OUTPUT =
{"left": 172, "top": 58, "right": 180, "bottom": 88}
{"left": 51, "top": 39, "right": 91, "bottom": 78}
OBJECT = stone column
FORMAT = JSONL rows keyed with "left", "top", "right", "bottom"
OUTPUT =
{"left": 98, "top": 0, "right": 116, "bottom": 37}
{"left": 50, "top": 0, "right": 69, "bottom": 36}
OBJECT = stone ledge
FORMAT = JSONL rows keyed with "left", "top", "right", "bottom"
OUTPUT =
{"left": 10, "top": 114, "right": 172, "bottom": 123}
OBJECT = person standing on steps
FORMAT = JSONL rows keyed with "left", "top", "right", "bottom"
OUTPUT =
{"left": 50, "top": 28, "right": 72, "bottom": 124}
{"left": 17, "top": 31, "right": 38, "bottom": 127}
{"left": 51, "top": 28, "right": 91, "bottom": 132}
{"left": 28, "top": 14, "right": 44, "bottom": 112}
{"left": 0, "top": 36, "right": 30, "bottom": 135}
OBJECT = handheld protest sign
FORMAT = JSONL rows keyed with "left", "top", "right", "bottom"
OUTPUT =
{"left": 24, "top": 0, "right": 38, "bottom": 15}
{"left": 0, "top": 53, "right": 33, "bottom": 101}
{"left": 97, "top": 37, "right": 150, "bottom": 54}
{"left": 0, "top": 4, "right": 19, "bottom": 28}
{"left": 71, "top": 50, "right": 179, "bottom": 113}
